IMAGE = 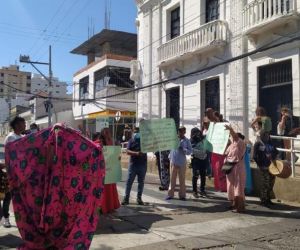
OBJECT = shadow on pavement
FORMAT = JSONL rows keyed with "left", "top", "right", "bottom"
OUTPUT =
{"left": 0, "top": 233, "right": 23, "bottom": 248}
{"left": 95, "top": 207, "right": 173, "bottom": 235}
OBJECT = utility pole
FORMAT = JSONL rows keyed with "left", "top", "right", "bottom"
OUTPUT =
{"left": 20, "top": 45, "right": 53, "bottom": 127}
{"left": 48, "top": 46, "right": 53, "bottom": 127}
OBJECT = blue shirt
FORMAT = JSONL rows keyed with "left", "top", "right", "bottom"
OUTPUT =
{"left": 127, "top": 136, "right": 147, "bottom": 165}
{"left": 169, "top": 137, "right": 192, "bottom": 167}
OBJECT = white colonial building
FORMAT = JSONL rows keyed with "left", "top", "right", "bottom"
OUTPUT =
{"left": 133, "top": 0, "right": 300, "bottom": 139}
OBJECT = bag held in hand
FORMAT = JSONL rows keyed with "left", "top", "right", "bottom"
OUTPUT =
{"left": 221, "top": 162, "right": 237, "bottom": 175}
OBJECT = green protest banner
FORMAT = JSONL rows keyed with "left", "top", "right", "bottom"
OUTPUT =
{"left": 103, "top": 146, "right": 122, "bottom": 184}
{"left": 205, "top": 122, "right": 230, "bottom": 155}
{"left": 140, "top": 118, "right": 179, "bottom": 153}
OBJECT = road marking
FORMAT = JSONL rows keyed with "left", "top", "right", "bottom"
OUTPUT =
{"left": 90, "top": 216, "right": 282, "bottom": 249}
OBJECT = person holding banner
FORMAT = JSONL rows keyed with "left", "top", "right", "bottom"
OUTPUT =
{"left": 122, "top": 127, "right": 147, "bottom": 205}
{"left": 167, "top": 126, "right": 192, "bottom": 200}
{"left": 93, "top": 129, "right": 121, "bottom": 214}
{"left": 224, "top": 125, "right": 247, "bottom": 213}
{"left": 205, "top": 108, "right": 227, "bottom": 193}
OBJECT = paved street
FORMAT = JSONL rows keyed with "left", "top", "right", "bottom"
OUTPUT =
{"left": 0, "top": 169, "right": 300, "bottom": 250}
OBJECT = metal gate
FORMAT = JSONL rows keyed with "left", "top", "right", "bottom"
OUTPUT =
{"left": 259, "top": 59, "right": 293, "bottom": 134}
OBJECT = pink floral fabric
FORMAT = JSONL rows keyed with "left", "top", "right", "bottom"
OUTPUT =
{"left": 5, "top": 124, "right": 105, "bottom": 250}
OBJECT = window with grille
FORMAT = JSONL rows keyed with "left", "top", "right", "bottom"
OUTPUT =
{"left": 205, "top": 78, "right": 220, "bottom": 112}
{"left": 94, "top": 66, "right": 134, "bottom": 98}
{"left": 79, "top": 76, "right": 89, "bottom": 102}
{"left": 170, "top": 7, "right": 180, "bottom": 39}
{"left": 259, "top": 60, "right": 292, "bottom": 89}
{"left": 206, "top": 0, "right": 219, "bottom": 23}
{"left": 166, "top": 87, "right": 180, "bottom": 129}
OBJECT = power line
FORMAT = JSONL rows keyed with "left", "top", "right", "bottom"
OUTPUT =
{"left": 3, "top": 28, "right": 300, "bottom": 104}
{"left": 27, "top": 0, "right": 70, "bottom": 56}
{"left": 33, "top": 0, "right": 92, "bottom": 61}
{"left": 30, "top": 0, "right": 84, "bottom": 59}
{"left": 90, "top": 33, "right": 300, "bottom": 101}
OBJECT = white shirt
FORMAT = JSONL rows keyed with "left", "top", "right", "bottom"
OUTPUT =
{"left": 4, "top": 132, "right": 23, "bottom": 146}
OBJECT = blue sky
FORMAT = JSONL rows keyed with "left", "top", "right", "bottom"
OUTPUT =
{"left": 0, "top": 0, "right": 137, "bottom": 90}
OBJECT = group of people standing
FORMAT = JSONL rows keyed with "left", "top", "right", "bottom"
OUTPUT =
{"left": 123, "top": 106, "right": 293, "bottom": 213}
{"left": 0, "top": 105, "right": 296, "bottom": 243}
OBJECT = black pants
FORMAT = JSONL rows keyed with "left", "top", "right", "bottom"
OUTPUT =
{"left": 192, "top": 158, "right": 207, "bottom": 193}
{"left": 0, "top": 192, "right": 11, "bottom": 219}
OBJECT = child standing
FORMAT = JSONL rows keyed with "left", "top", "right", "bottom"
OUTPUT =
{"left": 253, "top": 131, "right": 278, "bottom": 207}
{"left": 190, "top": 128, "right": 208, "bottom": 198}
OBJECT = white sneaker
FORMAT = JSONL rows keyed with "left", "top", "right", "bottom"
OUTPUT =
{"left": 3, "top": 218, "right": 11, "bottom": 228}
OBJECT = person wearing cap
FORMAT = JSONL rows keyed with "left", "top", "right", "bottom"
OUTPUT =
{"left": 166, "top": 126, "right": 192, "bottom": 200}
{"left": 122, "top": 127, "right": 147, "bottom": 205}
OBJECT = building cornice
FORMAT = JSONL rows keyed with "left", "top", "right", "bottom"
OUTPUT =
{"left": 136, "top": 0, "right": 170, "bottom": 13}
{"left": 73, "top": 54, "right": 136, "bottom": 77}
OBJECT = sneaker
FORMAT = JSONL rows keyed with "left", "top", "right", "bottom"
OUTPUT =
{"left": 3, "top": 218, "right": 11, "bottom": 228}
{"left": 200, "top": 191, "right": 207, "bottom": 198}
{"left": 136, "top": 198, "right": 144, "bottom": 205}
{"left": 121, "top": 199, "right": 129, "bottom": 206}
{"left": 165, "top": 196, "right": 173, "bottom": 200}
{"left": 193, "top": 192, "right": 199, "bottom": 198}
{"left": 159, "top": 186, "right": 168, "bottom": 191}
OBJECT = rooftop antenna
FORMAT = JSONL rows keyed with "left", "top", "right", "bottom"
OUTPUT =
{"left": 88, "top": 17, "right": 90, "bottom": 39}
{"left": 104, "top": 0, "right": 111, "bottom": 29}
{"left": 88, "top": 17, "right": 95, "bottom": 39}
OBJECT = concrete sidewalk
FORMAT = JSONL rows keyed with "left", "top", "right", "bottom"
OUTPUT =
{"left": 1, "top": 170, "right": 300, "bottom": 250}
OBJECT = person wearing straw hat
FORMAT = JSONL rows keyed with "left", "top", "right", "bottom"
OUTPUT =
{"left": 253, "top": 131, "right": 278, "bottom": 208}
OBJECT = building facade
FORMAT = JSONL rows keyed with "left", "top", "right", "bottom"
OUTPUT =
{"left": 31, "top": 73, "right": 68, "bottom": 97}
{"left": 134, "top": 0, "right": 300, "bottom": 139}
{"left": 0, "top": 65, "right": 31, "bottom": 96}
{"left": 0, "top": 65, "right": 32, "bottom": 123}
{"left": 72, "top": 29, "right": 137, "bottom": 140}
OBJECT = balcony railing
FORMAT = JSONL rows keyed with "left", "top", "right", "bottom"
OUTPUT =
{"left": 243, "top": 0, "right": 297, "bottom": 32}
{"left": 157, "top": 20, "right": 228, "bottom": 65}
{"left": 95, "top": 86, "right": 135, "bottom": 101}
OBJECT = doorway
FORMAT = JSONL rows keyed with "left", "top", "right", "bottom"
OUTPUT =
{"left": 166, "top": 87, "right": 180, "bottom": 129}
{"left": 259, "top": 60, "right": 293, "bottom": 134}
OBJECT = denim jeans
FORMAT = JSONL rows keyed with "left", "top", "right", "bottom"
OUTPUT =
{"left": 124, "top": 161, "right": 147, "bottom": 200}
{"left": 0, "top": 192, "right": 11, "bottom": 219}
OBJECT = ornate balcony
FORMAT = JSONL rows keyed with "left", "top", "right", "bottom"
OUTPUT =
{"left": 243, "top": 0, "right": 300, "bottom": 41}
{"left": 157, "top": 20, "right": 229, "bottom": 67}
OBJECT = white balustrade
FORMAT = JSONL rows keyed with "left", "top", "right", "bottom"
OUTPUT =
{"left": 243, "top": 0, "right": 297, "bottom": 31}
{"left": 158, "top": 20, "right": 228, "bottom": 64}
